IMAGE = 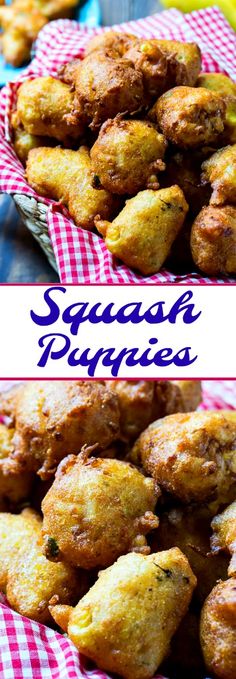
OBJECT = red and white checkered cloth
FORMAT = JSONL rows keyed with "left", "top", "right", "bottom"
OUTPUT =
{"left": 0, "top": 8, "right": 235, "bottom": 284}
{"left": 0, "top": 379, "right": 235, "bottom": 678}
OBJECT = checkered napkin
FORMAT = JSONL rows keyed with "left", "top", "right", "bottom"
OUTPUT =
{"left": 0, "top": 7, "right": 235, "bottom": 283}
{"left": 0, "top": 379, "right": 235, "bottom": 679}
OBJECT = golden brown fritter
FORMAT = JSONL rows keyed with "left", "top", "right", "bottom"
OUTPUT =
{"left": 96, "top": 185, "right": 188, "bottom": 275}
{"left": 0, "top": 508, "right": 86, "bottom": 624}
{"left": 191, "top": 205, "right": 236, "bottom": 276}
{"left": 197, "top": 73, "right": 236, "bottom": 145}
{"left": 160, "top": 150, "right": 211, "bottom": 216}
{"left": 108, "top": 380, "right": 202, "bottom": 442}
{"left": 156, "top": 86, "right": 226, "bottom": 148}
{"left": 16, "top": 76, "right": 84, "bottom": 144}
{"left": 11, "top": 112, "right": 49, "bottom": 165}
{"left": 84, "top": 30, "right": 137, "bottom": 57}
{"left": 201, "top": 145, "right": 236, "bottom": 206}
{"left": 0, "top": 381, "right": 120, "bottom": 479}
{"left": 211, "top": 500, "right": 236, "bottom": 577}
{"left": 200, "top": 578, "right": 236, "bottom": 679}
{"left": 155, "top": 505, "right": 228, "bottom": 604}
{"left": 0, "top": 509, "right": 40, "bottom": 591}
{"left": 26, "top": 146, "right": 119, "bottom": 231}
{"left": 90, "top": 118, "right": 167, "bottom": 195}
{"left": 59, "top": 50, "right": 145, "bottom": 130}
{"left": 0, "top": 1, "right": 47, "bottom": 66}
{"left": 125, "top": 39, "right": 168, "bottom": 101}
{"left": 42, "top": 451, "right": 159, "bottom": 569}
{"left": 50, "top": 548, "right": 196, "bottom": 679}
{"left": 154, "top": 39, "right": 201, "bottom": 87}
{"left": 0, "top": 423, "right": 33, "bottom": 509}
{"left": 131, "top": 411, "right": 236, "bottom": 504}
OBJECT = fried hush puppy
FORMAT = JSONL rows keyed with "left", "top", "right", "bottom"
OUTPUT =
{"left": 191, "top": 205, "right": 236, "bottom": 276}
{"left": 211, "top": 500, "right": 236, "bottom": 577}
{"left": 197, "top": 73, "right": 236, "bottom": 145}
{"left": 156, "top": 86, "right": 226, "bottom": 148}
{"left": 16, "top": 77, "right": 84, "bottom": 145}
{"left": 201, "top": 145, "right": 236, "bottom": 206}
{"left": 26, "top": 146, "right": 119, "bottom": 231}
{"left": 0, "top": 423, "right": 33, "bottom": 509}
{"left": 0, "top": 508, "right": 41, "bottom": 591}
{"left": 84, "top": 30, "right": 137, "bottom": 58}
{"left": 90, "top": 118, "right": 167, "bottom": 195}
{"left": 42, "top": 451, "right": 159, "bottom": 569}
{"left": 154, "top": 39, "right": 201, "bottom": 88}
{"left": 59, "top": 50, "right": 145, "bottom": 130}
{"left": 0, "top": 509, "right": 86, "bottom": 624}
{"left": 95, "top": 185, "right": 188, "bottom": 275}
{"left": 0, "top": 1, "right": 47, "bottom": 67}
{"left": 108, "top": 379, "right": 202, "bottom": 442}
{"left": 125, "top": 39, "right": 168, "bottom": 101}
{"left": 11, "top": 111, "right": 50, "bottom": 165}
{"left": 200, "top": 578, "right": 236, "bottom": 679}
{"left": 0, "top": 381, "right": 120, "bottom": 479}
{"left": 155, "top": 505, "right": 228, "bottom": 604}
{"left": 131, "top": 411, "right": 236, "bottom": 504}
{"left": 50, "top": 549, "right": 196, "bottom": 679}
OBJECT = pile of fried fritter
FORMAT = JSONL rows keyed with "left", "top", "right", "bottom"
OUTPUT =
{"left": 0, "top": 0, "right": 79, "bottom": 66}
{"left": 10, "top": 31, "right": 236, "bottom": 277}
{"left": 0, "top": 379, "right": 235, "bottom": 679}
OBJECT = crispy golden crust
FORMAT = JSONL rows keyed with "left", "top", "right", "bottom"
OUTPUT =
{"left": 125, "top": 40, "right": 168, "bottom": 101}
{"left": 60, "top": 51, "right": 145, "bottom": 130}
{"left": 131, "top": 411, "right": 236, "bottom": 504}
{"left": 26, "top": 146, "right": 119, "bottom": 231}
{"left": 197, "top": 73, "right": 236, "bottom": 145}
{"left": 0, "top": 508, "right": 86, "bottom": 624}
{"left": 153, "top": 39, "right": 201, "bottom": 87}
{"left": 201, "top": 145, "right": 236, "bottom": 206}
{"left": 156, "top": 86, "right": 226, "bottom": 148}
{"left": 50, "top": 549, "right": 196, "bottom": 679}
{"left": 16, "top": 77, "right": 84, "bottom": 144}
{"left": 0, "top": 508, "right": 41, "bottom": 591}
{"left": 0, "top": 425, "right": 33, "bottom": 510}
{"left": 96, "top": 186, "right": 188, "bottom": 275}
{"left": 0, "top": 381, "right": 120, "bottom": 479}
{"left": 90, "top": 118, "right": 167, "bottom": 195}
{"left": 211, "top": 500, "right": 236, "bottom": 577}
{"left": 107, "top": 380, "right": 202, "bottom": 442}
{"left": 84, "top": 31, "right": 137, "bottom": 58}
{"left": 11, "top": 112, "right": 49, "bottom": 165}
{"left": 191, "top": 205, "right": 236, "bottom": 276}
{"left": 42, "top": 452, "right": 159, "bottom": 569}
{"left": 0, "top": 1, "right": 47, "bottom": 66}
{"left": 200, "top": 578, "right": 236, "bottom": 679}
{"left": 155, "top": 505, "right": 228, "bottom": 604}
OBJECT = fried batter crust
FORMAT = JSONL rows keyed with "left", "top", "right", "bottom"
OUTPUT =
{"left": 156, "top": 86, "right": 226, "bottom": 148}
{"left": 90, "top": 118, "right": 167, "bottom": 195}
{"left": 191, "top": 205, "right": 236, "bottom": 276}
{"left": 200, "top": 578, "right": 236, "bottom": 679}
{"left": 50, "top": 549, "right": 196, "bottom": 679}
{"left": 131, "top": 411, "right": 236, "bottom": 504}
{"left": 96, "top": 186, "right": 188, "bottom": 275}
{"left": 211, "top": 500, "right": 236, "bottom": 577}
{"left": 0, "top": 381, "right": 120, "bottom": 479}
{"left": 201, "top": 145, "right": 236, "bottom": 206}
{"left": 42, "top": 452, "right": 159, "bottom": 569}
{"left": 26, "top": 146, "right": 119, "bottom": 231}
{"left": 84, "top": 31, "right": 137, "bottom": 57}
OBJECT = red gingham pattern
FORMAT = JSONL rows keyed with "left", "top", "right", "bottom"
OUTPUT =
{"left": 0, "top": 8, "right": 235, "bottom": 284}
{"left": 0, "top": 380, "right": 235, "bottom": 678}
